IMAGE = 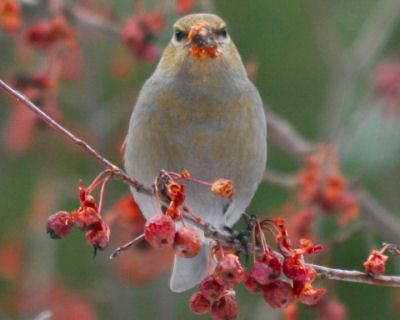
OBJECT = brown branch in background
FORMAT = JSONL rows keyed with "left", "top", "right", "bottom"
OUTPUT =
{"left": 266, "top": 111, "right": 315, "bottom": 161}
{"left": 263, "top": 170, "right": 298, "bottom": 189}
{"left": 0, "top": 79, "right": 152, "bottom": 196}
{"left": 68, "top": 5, "right": 121, "bottom": 38}
{"left": 1, "top": 80, "right": 400, "bottom": 287}
{"left": 345, "top": 0, "right": 400, "bottom": 73}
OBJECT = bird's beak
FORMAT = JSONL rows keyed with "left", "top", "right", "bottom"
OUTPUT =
{"left": 188, "top": 23, "right": 221, "bottom": 59}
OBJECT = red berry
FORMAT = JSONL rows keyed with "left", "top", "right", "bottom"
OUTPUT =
{"left": 214, "top": 254, "right": 245, "bottom": 287}
{"left": 267, "top": 255, "right": 282, "bottom": 279}
{"left": 176, "top": 0, "right": 196, "bottom": 15}
{"left": 244, "top": 272, "right": 264, "bottom": 294}
{"left": 190, "top": 292, "right": 210, "bottom": 314}
{"left": 200, "top": 275, "right": 225, "bottom": 300}
{"left": 296, "top": 282, "right": 326, "bottom": 306}
{"left": 251, "top": 260, "right": 275, "bottom": 285}
{"left": 144, "top": 214, "right": 176, "bottom": 249}
{"left": 46, "top": 211, "right": 74, "bottom": 239}
{"left": 173, "top": 226, "right": 202, "bottom": 258}
{"left": 83, "top": 195, "right": 96, "bottom": 208}
{"left": 86, "top": 220, "right": 110, "bottom": 250}
{"left": 72, "top": 207, "right": 101, "bottom": 231}
{"left": 282, "top": 254, "right": 310, "bottom": 282}
{"left": 264, "top": 280, "right": 295, "bottom": 309}
{"left": 211, "top": 291, "right": 238, "bottom": 320}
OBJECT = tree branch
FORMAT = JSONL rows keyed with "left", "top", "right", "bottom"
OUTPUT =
{"left": 310, "top": 264, "right": 400, "bottom": 288}
{"left": 0, "top": 79, "right": 153, "bottom": 196}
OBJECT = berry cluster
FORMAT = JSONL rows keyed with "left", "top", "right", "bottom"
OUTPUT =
{"left": 188, "top": 217, "right": 326, "bottom": 320}
{"left": 143, "top": 171, "right": 236, "bottom": 257}
{"left": 144, "top": 214, "right": 202, "bottom": 258}
{"left": 46, "top": 177, "right": 110, "bottom": 254}
{"left": 26, "top": 16, "right": 78, "bottom": 50}
{"left": 122, "top": 9, "right": 165, "bottom": 63}
{"left": 190, "top": 254, "right": 244, "bottom": 319}
{"left": 46, "top": 168, "right": 328, "bottom": 319}
{"left": 242, "top": 218, "right": 326, "bottom": 314}
{"left": 297, "top": 146, "right": 360, "bottom": 225}
{"left": 274, "top": 218, "right": 326, "bottom": 306}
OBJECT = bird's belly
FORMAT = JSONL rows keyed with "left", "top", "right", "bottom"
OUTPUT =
{"left": 125, "top": 100, "right": 266, "bottom": 226}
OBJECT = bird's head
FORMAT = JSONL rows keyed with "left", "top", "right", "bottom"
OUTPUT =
{"left": 158, "top": 14, "right": 244, "bottom": 77}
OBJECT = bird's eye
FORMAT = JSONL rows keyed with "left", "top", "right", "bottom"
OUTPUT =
{"left": 175, "top": 29, "right": 186, "bottom": 42}
{"left": 218, "top": 27, "right": 228, "bottom": 38}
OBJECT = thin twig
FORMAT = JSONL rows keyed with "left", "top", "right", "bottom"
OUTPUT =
{"left": 359, "top": 190, "right": 400, "bottom": 244}
{"left": 0, "top": 79, "right": 153, "bottom": 196}
{"left": 69, "top": 5, "right": 121, "bottom": 38}
{"left": 310, "top": 264, "right": 400, "bottom": 288}
{"left": 263, "top": 170, "right": 298, "bottom": 188}
{"left": 109, "top": 234, "right": 145, "bottom": 259}
{"left": 266, "top": 111, "right": 315, "bottom": 161}
{"left": 345, "top": 0, "right": 400, "bottom": 73}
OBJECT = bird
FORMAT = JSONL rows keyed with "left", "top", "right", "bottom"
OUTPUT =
{"left": 124, "top": 13, "right": 267, "bottom": 292}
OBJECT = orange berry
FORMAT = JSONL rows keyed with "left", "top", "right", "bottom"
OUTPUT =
{"left": 190, "top": 292, "right": 210, "bottom": 314}
{"left": 144, "top": 214, "right": 176, "bottom": 249}
{"left": 46, "top": 211, "right": 74, "bottom": 239}
{"left": 214, "top": 254, "right": 245, "bottom": 287}
{"left": 173, "top": 226, "right": 202, "bottom": 258}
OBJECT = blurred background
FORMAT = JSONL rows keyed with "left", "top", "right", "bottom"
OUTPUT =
{"left": 0, "top": 0, "right": 400, "bottom": 319}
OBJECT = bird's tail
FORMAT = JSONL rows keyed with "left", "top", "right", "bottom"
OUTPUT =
{"left": 169, "top": 243, "right": 209, "bottom": 292}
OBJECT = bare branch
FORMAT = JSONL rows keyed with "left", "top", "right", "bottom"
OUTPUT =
{"left": 0, "top": 79, "right": 152, "bottom": 196}
{"left": 263, "top": 170, "right": 298, "bottom": 188}
{"left": 310, "top": 264, "right": 400, "bottom": 288}
{"left": 266, "top": 111, "right": 315, "bottom": 161}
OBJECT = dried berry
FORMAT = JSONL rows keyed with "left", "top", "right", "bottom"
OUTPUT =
{"left": 211, "top": 179, "right": 235, "bottom": 199}
{"left": 144, "top": 214, "right": 176, "bottom": 249}
{"left": 297, "top": 282, "right": 326, "bottom": 306}
{"left": 200, "top": 275, "right": 225, "bottom": 300}
{"left": 244, "top": 271, "right": 264, "bottom": 294}
{"left": 264, "top": 280, "right": 295, "bottom": 309}
{"left": 214, "top": 254, "right": 245, "bottom": 287}
{"left": 283, "top": 255, "right": 312, "bottom": 282}
{"left": 250, "top": 260, "right": 275, "bottom": 285}
{"left": 46, "top": 211, "right": 75, "bottom": 239}
{"left": 190, "top": 291, "right": 210, "bottom": 314}
{"left": 72, "top": 207, "right": 101, "bottom": 231}
{"left": 121, "top": 11, "right": 164, "bottom": 63}
{"left": 85, "top": 220, "right": 110, "bottom": 251}
{"left": 211, "top": 291, "right": 237, "bottom": 320}
{"left": 363, "top": 249, "right": 389, "bottom": 276}
{"left": 173, "top": 226, "right": 202, "bottom": 258}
